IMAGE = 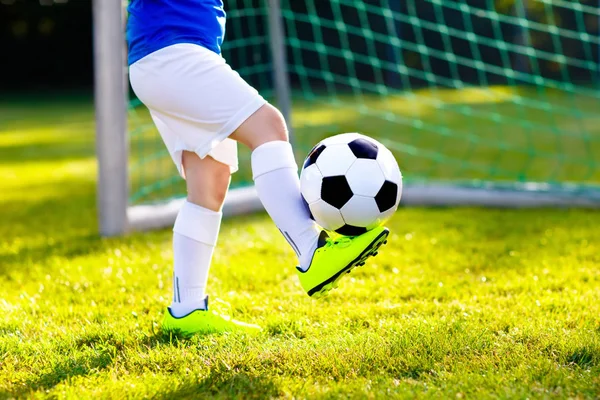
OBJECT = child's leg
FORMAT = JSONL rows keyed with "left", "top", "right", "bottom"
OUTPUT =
{"left": 231, "top": 104, "right": 320, "bottom": 270}
{"left": 169, "top": 151, "right": 231, "bottom": 317}
{"left": 130, "top": 43, "right": 386, "bottom": 303}
{"left": 232, "top": 103, "right": 390, "bottom": 297}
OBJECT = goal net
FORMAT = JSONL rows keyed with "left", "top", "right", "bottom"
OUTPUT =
{"left": 95, "top": 0, "right": 600, "bottom": 235}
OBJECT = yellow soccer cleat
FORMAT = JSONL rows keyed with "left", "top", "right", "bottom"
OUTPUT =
{"left": 162, "top": 297, "right": 261, "bottom": 337}
{"left": 297, "top": 226, "right": 389, "bottom": 298}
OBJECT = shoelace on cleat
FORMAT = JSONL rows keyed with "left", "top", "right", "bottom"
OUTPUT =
{"left": 325, "top": 236, "right": 353, "bottom": 248}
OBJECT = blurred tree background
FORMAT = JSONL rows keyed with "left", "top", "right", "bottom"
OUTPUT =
{"left": 1, "top": 0, "right": 598, "bottom": 92}
{"left": 0, "top": 0, "right": 93, "bottom": 91}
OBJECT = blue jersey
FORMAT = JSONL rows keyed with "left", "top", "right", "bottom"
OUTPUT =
{"left": 127, "top": 0, "right": 226, "bottom": 65}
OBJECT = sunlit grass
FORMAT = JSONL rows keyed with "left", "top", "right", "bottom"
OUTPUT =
{"left": 1, "top": 97, "right": 600, "bottom": 398}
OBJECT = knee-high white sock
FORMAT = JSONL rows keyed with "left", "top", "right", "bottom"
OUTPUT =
{"left": 252, "top": 141, "right": 320, "bottom": 270}
{"left": 169, "top": 201, "right": 222, "bottom": 317}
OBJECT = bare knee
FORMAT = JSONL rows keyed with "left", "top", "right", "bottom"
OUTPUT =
{"left": 198, "top": 166, "right": 229, "bottom": 206}
{"left": 264, "top": 105, "right": 289, "bottom": 143}
{"left": 183, "top": 152, "right": 231, "bottom": 212}
{"left": 187, "top": 168, "right": 230, "bottom": 212}
{"left": 231, "top": 104, "right": 288, "bottom": 150}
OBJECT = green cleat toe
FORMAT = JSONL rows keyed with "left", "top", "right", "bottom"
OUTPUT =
{"left": 297, "top": 226, "right": 390, "bottom": 298}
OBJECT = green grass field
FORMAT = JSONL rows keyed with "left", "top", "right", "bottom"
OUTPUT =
{"left": 2, "top": 95, "right": 600, "bottom": 399}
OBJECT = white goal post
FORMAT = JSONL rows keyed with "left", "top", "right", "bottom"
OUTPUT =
{"left": 93, "top": 0, "right": 599, "bottom": 237}
{"left": 93, "top": 0, "right": 129, "bottom": 236}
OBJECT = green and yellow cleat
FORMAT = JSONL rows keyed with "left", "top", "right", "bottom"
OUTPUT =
{"left": 162, "top": 297, "right": 262, "bottom": 337}
{"left": 297, "top": 226, "right": 390, "bottom": 298}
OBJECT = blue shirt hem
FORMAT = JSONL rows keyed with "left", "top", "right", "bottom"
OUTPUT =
{"left": 128, "top": 39, "right": 221, "bottom": 66}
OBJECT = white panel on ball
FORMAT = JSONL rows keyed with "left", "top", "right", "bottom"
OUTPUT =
{"left": 321, "top": 132, "right": 362, "bottom": 146}
{"left": 300, "top": 164, "right": 323, "bottom": 204}
{"left": 395, "top": 178, "right": 403, "bottom": 206}
{"left": 340, "top": 195, "right": 381, "bottom": 227}
{"left": 346, "top": 159, "right": 386, "bottom": 197}
{"left": 316, "top": 144, "right": 357, "bottom": 177}
{"left": 377, "top": 147, "right": 402, "bottom": 184}
{"left": 309, "top": 199, "right": 346, "bottom": 231}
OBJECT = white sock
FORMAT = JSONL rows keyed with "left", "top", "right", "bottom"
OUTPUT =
{"left": 169, "top": 201, "right": 222, "bottom": 317}
{"left": 252, "top": 141, "right": 320, "bottom": 270}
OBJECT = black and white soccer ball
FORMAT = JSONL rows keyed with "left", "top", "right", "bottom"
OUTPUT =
{"left": 300, "top": 133, "right": 402, "bottom": 236}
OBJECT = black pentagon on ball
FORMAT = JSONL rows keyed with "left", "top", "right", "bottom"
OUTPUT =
{"left": 348, "top": 138, "right": 378, "bottom": 160}
{"left": 321, "top": 175, "right": 353, "bottom": 209}
{"left": 303, "top": 144, "right": 326, "bottom": 169}
{"left": 375, "top": 180, "right": 398, "bottom": 212}
{"left": 336, "top": 224, "right": 368, "bottom": 237}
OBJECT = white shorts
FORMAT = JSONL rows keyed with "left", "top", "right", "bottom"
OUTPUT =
{"left": 129, "top": 43, "right": 267, "bottom": 176}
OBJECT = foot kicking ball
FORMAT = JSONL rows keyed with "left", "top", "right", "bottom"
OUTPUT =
{"left": 300, "top": 133, "right": 402, "bottom": 236}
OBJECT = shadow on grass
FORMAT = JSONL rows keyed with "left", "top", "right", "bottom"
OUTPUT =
{"left": 141, "top": 329, "right": 284, "bottom": 398}
{"left": 566, "top": 345, "right": 599, "bottom": 368}
{"left": 76, "top": 330, "right": 281, "bottom": 399}
{"left": 540, "top": 342, "right": 600, "bottom": 370}
{"left": 5, "top": 329, "right": 145, "bottom": 397}
{"left": 5, "top": 349, "right": 115, "bottom": 398}
{"left": 157, "top": 372, "right": 283, "bottom": 399}
{"left": 0, "top": 233, "right": 110, "bottom": 276}
{"left": 0, "top": 179, "right": 103, "bottom": 277}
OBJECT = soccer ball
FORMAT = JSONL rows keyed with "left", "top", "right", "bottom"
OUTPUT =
{"left": 300, "top": 133, "right": 402, "bottom": 236}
